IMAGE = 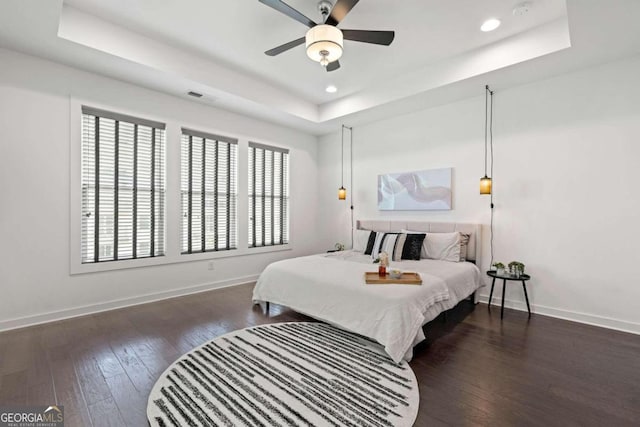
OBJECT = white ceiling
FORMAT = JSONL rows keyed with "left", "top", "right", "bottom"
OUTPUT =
{"left": 1, "top": 0, "right": 640, "bottom": 135}
{"left": 62, "top": 0, "right": 567, "bottom": 104}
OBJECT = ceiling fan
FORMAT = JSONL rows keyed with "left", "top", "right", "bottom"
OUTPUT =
{"left": 259, "top": 0, "right": 395, "bottom": 72}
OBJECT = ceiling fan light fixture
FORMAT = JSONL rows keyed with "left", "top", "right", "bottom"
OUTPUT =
{"left": 306, "top": 24, "right": 343, "bottom": 65}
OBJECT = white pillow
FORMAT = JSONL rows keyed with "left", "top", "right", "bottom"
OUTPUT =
{"left": 459, "top": 233, "right": 471, "bottom": 262}
{"left": 353, "top": 229, "right": 371, "bottom": 252}
{"left": 402, "top": 229, "right": 462, "bottom": 262}
{"left": 424, "top": 232, "right": 461, "bottom": 262}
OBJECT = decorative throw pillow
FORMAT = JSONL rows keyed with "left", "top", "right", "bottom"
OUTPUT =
{"left": 393, "top": 234, "right": 407, "bottom": 261}
{"left": 401, "top": 233, "right": 426, "bottom": 260}
{"left": 401, "top": 229, "right": 430, "bottom": 258}
{"left": 374, "top": 233, "right": 399, "bottom": 260}
{"left": 353, "top": 230, "right": 372, "bottom": 252}
{"left": 459, "top": 233, "right": 471, "bottom": 262}
{"left": 364, "top": 231, "right": 378, "bottom": 255}
{"left": 424, "top": 232, "right": 461, "bottom": 262}
{"left": 370, "top": 232, "right": 386, "bottom": 259}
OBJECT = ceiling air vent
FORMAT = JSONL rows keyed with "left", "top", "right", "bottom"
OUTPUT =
{"left": 187, "top": 91, "right": 203, "bottom": 98}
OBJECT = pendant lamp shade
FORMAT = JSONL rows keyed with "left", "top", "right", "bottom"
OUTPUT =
{"left": 338, "top": 186, "right": 346, "bottom": 200}
{"left": 480, "top": 176, "right": 492, "bottom": 195}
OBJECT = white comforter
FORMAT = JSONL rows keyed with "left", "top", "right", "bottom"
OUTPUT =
{"left": 252, "top": 251, "right": 481, "bottom": 363}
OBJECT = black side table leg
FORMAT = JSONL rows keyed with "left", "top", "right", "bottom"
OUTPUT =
{"left": 522, "top": 281, "right": 531, "bottom": 317}
{"left": 501, "top": 279, "right": 506, "bottom": 319}
{"left": 488, "top": 278, "right": 496, "bottom": 310}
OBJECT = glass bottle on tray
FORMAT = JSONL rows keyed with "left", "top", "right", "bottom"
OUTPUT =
{"left": 378, "top": 252, "right": 389, "bottom": 277}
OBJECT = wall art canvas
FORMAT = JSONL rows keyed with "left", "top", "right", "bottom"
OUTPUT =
{"left": 378, "top": 167, "right": 452, "bottom": 211}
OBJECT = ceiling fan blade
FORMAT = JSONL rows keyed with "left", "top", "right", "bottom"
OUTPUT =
{"left": 265, "top": 37, "right": 305, "bottom": 56}
{"left": 259, "top": 0, "right": 317, "bottom": 28}
{"left": 326, "top": 60, "right": 341, "bottom": 72}
{"left": 342, "top": 29, "right": 395, "bottom": 45}
{"left": 324, "top": 0, "right": 360, "bottom": 26}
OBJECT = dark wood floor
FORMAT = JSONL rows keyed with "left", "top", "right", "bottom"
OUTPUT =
{"left": 1, "top": 284, "right": 639, "bottom": 427}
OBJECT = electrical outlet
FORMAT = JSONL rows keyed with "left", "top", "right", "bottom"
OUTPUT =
{"left": 208, "top": 261, "right": 214, "bottom": 271}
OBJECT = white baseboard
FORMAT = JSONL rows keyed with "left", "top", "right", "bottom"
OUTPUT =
{"left": 0, "top": 275, "right": 259, "bottom": 332}
{"left": 478, "top": 295, "right": 640, "bottom": 335}
{"left": 4, "top": 278, "right": 638, "bottom": 337}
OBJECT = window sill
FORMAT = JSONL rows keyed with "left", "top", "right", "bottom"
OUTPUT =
{"left": 70, "top": 244, "right": 293, "bottom": 275}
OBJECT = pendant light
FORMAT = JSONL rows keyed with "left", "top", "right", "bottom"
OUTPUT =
{"left": 480, "top": 85, "right": 494, "bottom": 194}
{"left": 338, "top": 187, "right": 347, "bottom": 200}
{"left": 338, "top": 125, "right": 347, "bottom": 200}
{"left": 481, "top": 85, "right": 496, "bottom": 268}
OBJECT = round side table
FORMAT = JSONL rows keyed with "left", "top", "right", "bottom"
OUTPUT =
{"left": 486, "top": 271, "right": 532, "bottom": 319}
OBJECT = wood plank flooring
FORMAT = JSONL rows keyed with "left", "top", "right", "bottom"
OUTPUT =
{"left": 1, "top": 283, "right": 639, "bottom": 426}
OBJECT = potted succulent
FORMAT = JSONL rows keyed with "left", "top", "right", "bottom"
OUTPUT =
{"left": 508, "top": 261, "right": 525, "bottom": 278}
{"left": 493, "top": 262, "right": 506, "bottom": 275}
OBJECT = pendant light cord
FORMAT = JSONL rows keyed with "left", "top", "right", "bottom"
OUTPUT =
{"left": 349, "top": 127, "right": 354, "bottom": 249}
{"left": 488, "top": 86, "right": 495, "bottom": 267}
{"left": 484, "top": 86, "right": 489, "bottom": 177}
{"left": 490, "top": 88, "right": 494, "bottom": 187}
{"left": 341, "top": 125, "right": 345, "bottom": 188}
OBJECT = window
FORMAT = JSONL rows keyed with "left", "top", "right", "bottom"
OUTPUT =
{"left": 181, "top": 128, "right": 238, "bottom": 253}
{"left": 81, "top": 107, "right": 165, "bottom": 263}
{"left": 248, "top": 142, "right": 289, "bottom": 247}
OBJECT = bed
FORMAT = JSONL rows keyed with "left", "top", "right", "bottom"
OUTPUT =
{"left": 252, "top": 220, "right": 484, "bottom": 363}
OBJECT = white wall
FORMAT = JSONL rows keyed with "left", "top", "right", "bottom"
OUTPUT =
{"left": 0, "top": 48, "right": 321, "bottom": 330}
{"left": 318, "top": 54, "right": 640, "bottom": 334}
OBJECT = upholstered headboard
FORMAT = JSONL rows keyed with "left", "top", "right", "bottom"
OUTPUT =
{"left": 356, "top": 220, "right": 482, "bottom": 264}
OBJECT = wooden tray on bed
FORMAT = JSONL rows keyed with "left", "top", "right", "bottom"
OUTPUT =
{"left": 364, "top": 272, "right": 422, "bottom": 285}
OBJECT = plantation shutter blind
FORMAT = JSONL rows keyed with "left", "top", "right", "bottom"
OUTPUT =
{"left": 181, "top": 128, "right": 238, "bottom": 253}
{"left": 248, "top": 142, "right": 289, "bottom": 247}
{"left": 81, "top": 106, "right": 166, "bottom": 263}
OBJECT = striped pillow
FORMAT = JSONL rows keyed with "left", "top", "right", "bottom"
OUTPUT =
{"left": 393, "top": 234, "right": 407, "bottom": 261}
{"left": 374, "top": 233, "right": 399, "bottom": 260}
{"left": 370, "top": 232, "right": 385, "bottom": 259}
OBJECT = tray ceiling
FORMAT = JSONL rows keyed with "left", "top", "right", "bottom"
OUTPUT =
{"left": 1, "top": 0, "right": 639, "bottom": 134}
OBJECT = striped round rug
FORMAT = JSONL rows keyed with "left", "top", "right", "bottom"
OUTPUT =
{"left": 147, "top": 322, "right": 419, "bottom": 427}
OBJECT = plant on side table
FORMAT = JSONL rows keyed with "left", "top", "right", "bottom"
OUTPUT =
{"left": 508, "top": 261, "right": 525, "bottom": 278}
{"left": 492, "top": 262, "right": 506, "bottom": 275}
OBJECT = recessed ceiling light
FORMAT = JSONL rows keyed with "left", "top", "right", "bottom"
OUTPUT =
{"left": 325, "top": 85, "right": 337, "bottom": 93}
{"left": 481, "top": 18, "right": 501, "bottom": 32}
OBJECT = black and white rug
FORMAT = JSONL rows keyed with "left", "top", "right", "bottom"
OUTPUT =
{"left": 147, "top": 322, "right": 419, "bottom": 426}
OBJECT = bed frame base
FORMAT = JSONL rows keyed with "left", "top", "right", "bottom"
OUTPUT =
{"left": 443, "top": 291, "right": 477, "bottom": 323}
{"left": 264, "top": 291, "right": 476, "bottom": 319}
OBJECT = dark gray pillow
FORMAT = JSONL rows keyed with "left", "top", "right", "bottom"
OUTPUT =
{"left": 401, "top": 233, "right": 426, "bottom": 260}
